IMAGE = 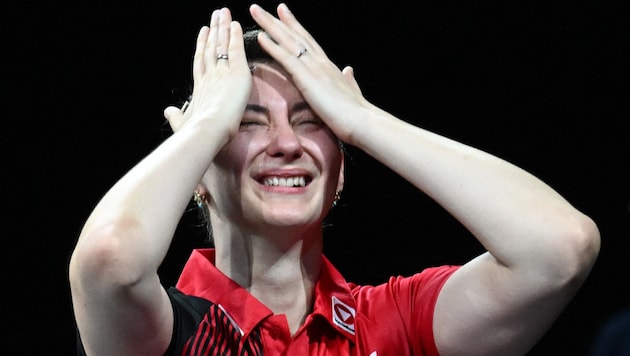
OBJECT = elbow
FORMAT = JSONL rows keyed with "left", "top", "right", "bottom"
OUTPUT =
{"left": 568, "top": 214, "right": 600, "bottom": 278}
{"left": 69, "top": 218, "right": 146, "bottom": 292}
{"left": 547, "top": 213, "right": 601, "bottom": 289}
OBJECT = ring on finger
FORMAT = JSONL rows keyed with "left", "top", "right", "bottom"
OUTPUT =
{"left": 297, "top": 48, "right": 307, "bottom": 58}
{"left": 217, "top": 53, "right": 229, "bottom": 60}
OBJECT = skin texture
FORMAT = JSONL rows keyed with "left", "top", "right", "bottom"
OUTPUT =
{"left": 69, "top": 3, "right": 600, "bottom": 356}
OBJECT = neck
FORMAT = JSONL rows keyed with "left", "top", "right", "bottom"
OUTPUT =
{"left": 214, "top": 226, "right": 323, "bottom": 334}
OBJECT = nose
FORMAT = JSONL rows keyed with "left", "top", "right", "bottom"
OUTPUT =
{"left": 266, "top": 123, "right": 304, "bottom": 160}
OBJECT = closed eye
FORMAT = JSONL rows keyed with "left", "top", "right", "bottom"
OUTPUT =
{"left": 240, "top": 120, "right": 265, "bottom": 127}
{"left": 292, "top": 116, "right": 324, "bottom": 133}
{"left": 239, "top": 115, "right": 268, "bottom": 129}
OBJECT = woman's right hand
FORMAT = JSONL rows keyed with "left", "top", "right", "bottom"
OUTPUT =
{"left": 164, "top": 8, "right": 251, "bottom": 146}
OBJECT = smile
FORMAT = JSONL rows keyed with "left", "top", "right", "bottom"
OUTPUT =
{"left": 263, "top": 176, "right": 307, "bottom": 187}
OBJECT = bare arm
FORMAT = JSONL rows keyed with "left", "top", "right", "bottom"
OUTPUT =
{"left": 346, "top": 108, "right": 600, "bottom": 355}
{"left": 68, "top": 9, "right": 251, "bottom": 355}
{"left": 250, "top": 4, "right": 600, "bottom": 355}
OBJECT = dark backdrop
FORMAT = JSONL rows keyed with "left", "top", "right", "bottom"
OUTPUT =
{"left": 6, "top": 0, "right": 628, "bottom": 354}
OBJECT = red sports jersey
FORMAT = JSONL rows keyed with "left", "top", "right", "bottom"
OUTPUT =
{"left": 165, "top": 249, "right": 459, "bottom": 356}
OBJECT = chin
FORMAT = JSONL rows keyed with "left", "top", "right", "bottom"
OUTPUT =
{"left": 261, "top": 205, "right": 323, "bottom": 227}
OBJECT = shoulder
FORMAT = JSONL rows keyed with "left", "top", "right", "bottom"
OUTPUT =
{"left": 164, "top": 287, "right": 215, "bottom": 355}
{"left": 349, "top": 265, "right": 460, "bottom": 355}
{"left": 349, "top": 265, "right": 461, "bottom": 299}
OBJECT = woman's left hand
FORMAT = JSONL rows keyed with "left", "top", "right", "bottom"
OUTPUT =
{"left": 249, "top": 3, "right": 369, "bottom": 145}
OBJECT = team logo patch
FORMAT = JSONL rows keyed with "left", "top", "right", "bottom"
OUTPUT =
{"left": 332, "top": 296, "right": 355, "bottom": 335}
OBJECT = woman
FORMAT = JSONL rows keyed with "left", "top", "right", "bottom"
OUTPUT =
{"left": 69, "top": 3, "right": 600, "bottom": 355}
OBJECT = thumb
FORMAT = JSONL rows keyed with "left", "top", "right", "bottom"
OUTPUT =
{"left": 342, "top": 66, "right": 362, "bottom": 94}
{"left": 163, "top": 105, "right": 186, "bottom": 132}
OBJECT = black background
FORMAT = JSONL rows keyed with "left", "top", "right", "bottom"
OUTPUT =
{"left": 6, "top": 0, "right": 629, "bottom": 354}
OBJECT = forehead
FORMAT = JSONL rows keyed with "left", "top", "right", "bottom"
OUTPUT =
{"left": 249, "top": 63, "right": 303, "bottom": 105}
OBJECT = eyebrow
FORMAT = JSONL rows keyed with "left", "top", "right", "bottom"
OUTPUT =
{"left": 292, "top": 101, "right": 311, "bottom": 112}
{"left": 245, "top": 103, "right": 268, "bottom": 115}
{"left": 244, "top": 101, "right": 312, "bottom": 115}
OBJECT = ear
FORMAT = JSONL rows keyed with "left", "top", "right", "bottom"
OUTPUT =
{"left": 336, "top": 151, "right": 345, "bottom": 194}
{"left": 195, "top": 182, "right": 209, "bottom": 202}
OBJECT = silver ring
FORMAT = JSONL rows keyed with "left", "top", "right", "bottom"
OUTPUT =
{"left": 297, "top": 48, "right": 307, "bottom": 58}
{"left": 217, "top": 53, "right": 229, "bottom": 60}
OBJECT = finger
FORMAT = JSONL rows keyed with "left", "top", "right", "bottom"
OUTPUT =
{"left": 275, "top": 3, "right": 323, "bottom": 54}
{"left": 342, "top": 66, "right": 362, "bottom": 93}
{"left": 215, "top": 8, "right": 232, "bottom": 65}
{"left": 205, "top": 9, "right": 221, "bottom": 68}
{"left": 249, "top": 4, "right": 311, "bottom": 58}
{"left": 163, "top": 106, "right": 185, "bottom": 132}
{"left": 227, "top": 21, "right": 247, "bottom": 67}
{"left": 193, "top": 26, "right": 209, "bottom": 82}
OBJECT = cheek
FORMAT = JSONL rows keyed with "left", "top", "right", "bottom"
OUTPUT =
{"left": 326, "top": 150, "right": 343, "bottom": 180}
{"left": 209, "top": 141, "right": 252, "bottom": 195}
{"left": 214, "top": 136, "right": 253, "bottom": 169}
{"left": 310, "top": 130, "right": 343, "bottom": 166}
{"left": 206, "top": 145, "right": 248, "bottom": 209}
{"left": 303, "top": 139, "right": 343, "bottom": 183}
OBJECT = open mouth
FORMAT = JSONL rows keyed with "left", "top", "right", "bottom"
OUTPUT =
{"left": 262, "top": 175, "right": 310, "bottom": 187}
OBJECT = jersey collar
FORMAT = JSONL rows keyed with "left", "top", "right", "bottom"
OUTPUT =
{"left": 176, "top": 248, "right": 357, "bottom": 342}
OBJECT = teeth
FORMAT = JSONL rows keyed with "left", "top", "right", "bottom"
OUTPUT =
{"left": 264, "top": 176, "right": 306, "bottom": 187}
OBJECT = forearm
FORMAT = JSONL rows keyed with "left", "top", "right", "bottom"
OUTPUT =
{"left": 351, "top": 104, "right": 598, "bottom": 269}
{"left": 74, "top": 118, "right": 225, "bottom": 276}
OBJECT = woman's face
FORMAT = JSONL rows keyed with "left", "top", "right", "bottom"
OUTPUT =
{"left": 205, "top": 62, "right": 344, "bottom": 232}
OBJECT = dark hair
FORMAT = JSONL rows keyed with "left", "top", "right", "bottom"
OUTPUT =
{"left": 243, "top": 28, "right": 274, "bottom": 63}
